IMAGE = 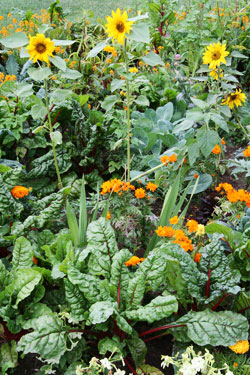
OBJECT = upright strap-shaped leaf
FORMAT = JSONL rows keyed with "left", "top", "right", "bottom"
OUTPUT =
{"left": 79, "top": 174, "right": 87, "bottom": 245}
{"left": 87, "top": 218, "right": 118, "bottom": 278}
{"left": 64, "top": 279, "right": 86, "bottom": 321}
{"left": 17, "top": 314, "right": 66, "bottom": 360}
{"left": 12, "top": 237, "right": 33, "bottom": 270}
{"left": 173, "top": 309, "right": 249, "bottom": 346}
{"left": 125, "top": 295, "right": 178, "bottom": 323}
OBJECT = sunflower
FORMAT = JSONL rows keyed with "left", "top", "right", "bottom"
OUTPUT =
{"left": 222, "top": 88, "right": 246, "bottom": 109}
{"left": 105, "top": 8, "right": 133, "bottom": 45}
{"left": 209, "top": 68, "right": 223, "bottom": 80}
{"left": 203, "top": 42, "right": 229, "bottom": 70}
{"left": 27, "top": 33, "right": 55, "bottom": 64}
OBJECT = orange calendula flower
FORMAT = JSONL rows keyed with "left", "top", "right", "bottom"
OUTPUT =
{"left": 233, "top": 363, "right": 238, "bottom": 368}
{"left": 168, "top": 154, "right": 177, "bottom": 163}
{"left": 160, "top": 154, "right": 177, "bottom": 165}
{"left": 106, "top": 211, "right": 111, "bottom": 220}
{"left": 125, "top": 256, "right": 145, "bottom": 267}
{"left": 212, "top": 144, "right": 221, "bottom": 154}
{"left": 155, "top": 226, "right": 175, "bottom": 237}
{"left": 243, "top": 145, "right": 250, "bottom": 157}
{"left": 194, "top": 253, "right": 201, "bottom": 263}
{"left": 33, "top": 256, "right": 38, "bottom": 265}
{"left": 186, "top": 219, "right": 198, "bottom": 233}
{"left": 11, "top": 186, "right": 32, "bottom": 199}
{"left": 221, "top": 138, "right": 226, "bottom": 145}
{"left": 169, "top": 216, "right": 179, "bottom": 225}
{"left": 194, "top": 173, "right": 199, "bottom": 178}
{"left": 135, "top": 188, "right": 146, "bottom": 198}
{"left": 146, "top": 182, "right": 158, "bottom": 192}
{"left": 216, "top": 183, "right": 250, "bottom": 207}
{"left": 229, "top": 340, "right": 249, "bottom": 354}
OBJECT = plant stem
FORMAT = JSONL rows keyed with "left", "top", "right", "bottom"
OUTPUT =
{"left": 130, "top": 163, "right": 165, "bottom": 183}
{"left": 124, "top": 39, "right": 131, "bottom": 181}
{"left": 236, "top": 116, "right": 250, "bottom": 143}
{"left": 44, "top": 79, "right": 63, "bottom": 189}
{"left": 139, "top": 324, "right": 186, "bottom": 338}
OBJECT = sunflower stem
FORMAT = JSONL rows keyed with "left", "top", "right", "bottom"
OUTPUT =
{"left": 236, "top": 116, "right": 250, "bottom": 143}
{"left": 44, "top": 79, "right": 63, "bottom": 189}
{"left": 124, "top": 39, "right": 131, "bottom": 182}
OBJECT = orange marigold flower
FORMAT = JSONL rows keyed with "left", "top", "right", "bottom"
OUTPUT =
{"left": 155, "top": 225, "right": 175, "bottom": 237}
{"left": 186, "top": 219, "right": 198, "bottom": 233}
{"left": 146, "top": 182, "right": 158, "bottom": 192}
{"left": 33, "top": 256, "right": 38, "bottom": 265}
{"left": 135, "top": 188, "right": 146, "bottom": 198}
{"left": 221, "top": 138, "right": 226, "bottom": 145}
{"left": 233, "top": 363, "right": 238, "bottom": 368}
{"left": 161, "top": 155, "right": 168, "bottom": 165}
{"left": 243, "top": 145, "right": 250, "bottom": 157}
{"left": 212, "top": 144, "right": 221, "bottom": 154}
{"left": 106, "top": 211, "right": 111, "bottom": 220}
{"left": 88, "top": 103, "right": 91, "bottom": 109}
{"left": 194, "top": 253, "right": 201, "bottom": 263}
{"left": 125, "top": 256, "right": 145, "bottom": 267}
{"left": 168, "top": 154, "right": 177, "bottom": 163}
{"left": 169, "top": 216, "right": 179, "bottom": 225}
{"left": 194, "top": 173, "right": 199, "bottom": 178}
{"left": 229, "top": 340, "right": 249, "bottom": 354}
{"left": 11, "top": 186, "right": 31, "bottom": 199}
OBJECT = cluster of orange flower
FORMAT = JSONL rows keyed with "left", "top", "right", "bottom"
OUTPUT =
{"left": 0, "top": 73, "right": 16, "bottom": 86}
{"left": 216, "top": 183, "right": 250, "bottom": 207}
{"left": 160, "top": 154, "right": 177, "bottom": 165}
{"left": 155, "top": 218, "right": 206, "bottom": 253}
{"left": 101, "top": 179, "right": 158, "bottom": 199}
{"left": 212, "top": 138, "right": 226, "bottom": 154}
{"left": 125, "top": 256, "right": 145, "bottom": 267}
{"left": 173, "top": 10, "right": 188, "bottom": 24}
{"left": 243, "top": 145, "right": 250, "bottom": 157}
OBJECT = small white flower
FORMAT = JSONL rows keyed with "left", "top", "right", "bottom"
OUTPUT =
{"left": 191, "top": 356, "right": 205, "bottom": 372}
{"left": 114, "top": 370, "right": 126, "bottom": 375}
{"left": 75, "top": 365, "right": 84, "bottom": 375}
{"left": 179, "top": 364, "right": 197, "bottom": 375}
{"left": 100, "top": 358, "right": 112, "bottom": 370}
{"left": 225, "top": 371, "right": 234, "bottom": 375}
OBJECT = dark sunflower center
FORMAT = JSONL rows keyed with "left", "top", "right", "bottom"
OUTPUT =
{"left": 230, "top": 94, "right": 237, "bottom": 100}
{"left": 116, "top": 22, "right": 125, "bottom": 33}
{"left": 212, "top": 51, "right": 221, "bottom": 60}
{"left": 36, "top": 43, "right": 46, "bottom": 53}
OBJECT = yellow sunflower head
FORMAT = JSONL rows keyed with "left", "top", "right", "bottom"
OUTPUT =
{"left": 221, "top": 88, "right": 246, "bottom": 109}
{"left": 27, "top": 33, "right": 55, "bottom": 64}
{"left": 203, "top": 42, "right": 229, "bottom": 70}
{"left": 209, "top": 68, "right": 223, "bottom": 80}
{"left": 105, "top": 8, "right": 134, "bottom": 45}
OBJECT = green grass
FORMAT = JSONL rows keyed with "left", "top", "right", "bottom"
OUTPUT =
{"left": 0, "top": 0, "right": 136, "bottom": 22}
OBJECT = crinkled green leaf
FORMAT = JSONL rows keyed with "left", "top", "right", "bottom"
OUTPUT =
{"left": 159, "top": 244, "right": 205, "bottom": 301}
{"left": 125, "top": 295, "right": 178, "bottom": 323}
{"left": 98, "top": 336, "right": 125, "bottom": 359}
{"left": 17, "top": 313, "right": 66, "bottom": 360}
{"left": 13, "top": 269, "right": 41, "bottom": 308}
{"left": 64, "top": 279, "right": 86, "bottom": 321}
{"left": 12, "top": 236, "right": 33, "bottom": 269}
{"left": 126, "top": 273, "right": 145, "bottom": 310}
{"left": 110, "top": 249, "right": 131, "bottom": 306}
{"left": 137, "top": 365, "right": 164, "bottom": 375}
{"left": 68, "top": 266, "right": 101, "bottom": 303}
{"left": 127, "top": 337, "right": 147, "bottom": 367}
{"left": 175, "top": 309, "right": 249, "bottom": 346}
{"left": 199, "top": 235, "right": 241, "bottom": 303}
{"left": 0, "top": 341, "right": 18, "bottom": 372}
{"left": 87, "top": 218, "right": 118, "bottom": 278}
{"left": 137, "top": 251, "right": 168, "bottom": 291}
{"left": 89, "top": 301, "right": 115, "bottom": 324}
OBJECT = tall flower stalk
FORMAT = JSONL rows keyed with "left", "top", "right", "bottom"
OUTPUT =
{"left": 124, "top": 39, "right": 131, "bottom": 181}
{"left": 44, "top": 79, "right": 63, "bottom": 189}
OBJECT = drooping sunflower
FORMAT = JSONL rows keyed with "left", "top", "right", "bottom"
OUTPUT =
{"left": 203, "top": 42, "right": 229, "bottom": 70}
{"left": 27, "top": 33, "right": 55, "bottom": 64}
{"left": 105, "top": 8, "right": 133, "bottom": 45}
{"left": 222, "top": 88, "right": 246, "bottom": 109}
